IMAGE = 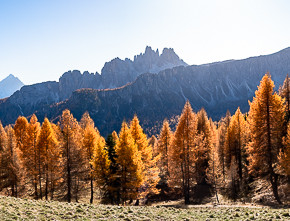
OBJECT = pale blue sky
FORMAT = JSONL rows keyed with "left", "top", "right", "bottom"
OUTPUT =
{"left": 0, "top": 0, "right": 290, "bottom": 84}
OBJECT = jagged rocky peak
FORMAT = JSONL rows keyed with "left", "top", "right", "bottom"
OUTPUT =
{"left": 59, "top": 70, "right": 101, "bottom": 100}
{"left": 160, "top": 48, "right": 186, "bottom": 65}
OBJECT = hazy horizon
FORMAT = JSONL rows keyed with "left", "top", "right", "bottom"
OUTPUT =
{"left": 1, "top": 0, "right": 290, "bottom": 84}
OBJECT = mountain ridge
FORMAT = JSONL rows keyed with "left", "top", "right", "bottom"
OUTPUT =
{"left": 1, "top": 46, "right": 290, "bottom": 136}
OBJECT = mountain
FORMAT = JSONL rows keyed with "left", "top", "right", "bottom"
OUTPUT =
{"left": 1, "top": 47, "right": 290, "bottom": 135}
{"left": 0, "top": 47, "right": 187, "bottom": 125}
{"left": 0, "top": 74, "right": 24, "bottom": 99}
{"left": 33, "top": 47, "right": 290, "bottom": 136}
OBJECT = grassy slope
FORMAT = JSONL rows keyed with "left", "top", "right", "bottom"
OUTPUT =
{"left": 0, "top": 196, "right": 289, "bottom": 220}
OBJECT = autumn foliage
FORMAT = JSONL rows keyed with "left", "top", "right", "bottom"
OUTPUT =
{"left": 0, "top": 73, "right": 289, "bottom": 205}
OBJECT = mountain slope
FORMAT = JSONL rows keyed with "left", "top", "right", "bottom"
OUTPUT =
{"left": 0, "top": 46, "right": 186, "bottom": 125}
{"left": 1, "top": 47, "right": 290, "bottom": 135}
{"left": 0, "top": 74, "right": 24, "bottom": 99}
{"left": 38, "top": 47, "right": 290, "bottom": 135}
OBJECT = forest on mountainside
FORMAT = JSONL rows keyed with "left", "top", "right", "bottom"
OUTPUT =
{"left": 0, "top": 73, "right": 289, "bottom": 205}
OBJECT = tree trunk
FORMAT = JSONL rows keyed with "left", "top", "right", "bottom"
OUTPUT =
{"left": 67, "top": 163, "right": 71, "bottom": 203}
{"left": 34, "top": 179, "right": 38, "bottom": 199}
{"left": 90, "top": 177, "right": 93, "bottom": 204}
{"left": 45, "top": 171, "right": 48, "bottom": 200}
{"left": 270, "top": 172, "right": 282, "bottom": 204}
{"left": 67, "top": 135, "right": 71, "bottom": 203}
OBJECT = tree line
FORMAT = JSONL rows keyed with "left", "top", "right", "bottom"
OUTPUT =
{"left": 0, "top": 73, "right": 289, "bottom": 205}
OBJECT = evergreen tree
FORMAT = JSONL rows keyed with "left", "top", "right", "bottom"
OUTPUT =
{"left": 247, "top": 73, "right": 285, "bottom": 204}
{"left": 105, "top": 132, "right": 120, "bottom": 204}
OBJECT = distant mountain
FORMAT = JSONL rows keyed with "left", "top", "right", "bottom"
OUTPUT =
{"left": 33, "top": 47, "right": 290, "bottom": 136}
{"left": 0, "top": 74, "right": 24, "bottom": 99}
{"left": 1, "top": 47, "right": 290, "bottom": 136}
{"left": 0, "top": 46, "right": 187, "bottom": 125}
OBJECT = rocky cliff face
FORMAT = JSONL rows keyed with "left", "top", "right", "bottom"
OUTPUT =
{"left": 35, "top": 47, "right": 290, "bottom": 136}
{"left": 0, "top": 46, "right": 187, "bottom": 125}
{"left": 100, "top": 46, "right": 187, "bottom": 88}
{"left": 1, "top": 47, "right": 290, "bottom": 135}
{"left": 0, "top": 74, "right": 24, "bottom": 99}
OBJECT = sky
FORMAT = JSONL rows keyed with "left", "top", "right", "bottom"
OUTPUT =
{"left": 0, "top": 0, "right": 290, "bottom": 85}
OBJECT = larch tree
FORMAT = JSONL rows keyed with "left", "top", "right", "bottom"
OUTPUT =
{"left": 279, "top": 74, "right": 290, "bottom": 138}
{"left": 169, "top": 100, "right": 197, "bottom": 204}
{"left": 148, "top": 135, "right": 158, "bottom": 157}
{"left": 91, "top": 134, "right": 110, "bottom": 201}
{"left": 207, "top": 118, "right": 220, "bottom": 203}
{"left": 115, "top": 121, "right": 143, "bottom": 204}
{"left": 217, "top": 111, "right": 231, "bottom": 184}
{"left": 157, "top": 119, "right": 172, "bottom": 193}
{"left": 1, "top": 125, "right": 21, "bottom": 197}
{"left": 37, "top": 118, "right": 60, "bottom": 200}
{"left": 279, "top": 74, "right": 290, "bottom": 115}
{"left": 195, "top": 108, "right": 212, "bottom": 185}
{"left": 247, "top": 73, "right": 285, "bottom": 204}
{"left": 0, "top": 121, "right": 7, "bottom": 150}
{"left": 130, "top": 115, "right": 160, "bottom": 203}
{"left": 226, "top": 108, "right": 247, "bottom": 180}
{"left": 23, "top": 114, "right": 41, "bottom": 199}
{"left": 13, "top": 116, "right": 30, "bottom": 197}
{"left": 279, "top": 122, "right": 290, "bottom": 176}
{"left": 0, "top": 121, "right": 8, "bottom": 192}
{"left": 225, "top": 108, "right": 247, "bottom": 198}
{"left": 80, "top": 112, "right": 99, "bottom": 203}
{"left": 60, "top": 109, "right": 86, "bottom": 203}
{"left": 14, "top": 116, "right": 29, "bottom": 152}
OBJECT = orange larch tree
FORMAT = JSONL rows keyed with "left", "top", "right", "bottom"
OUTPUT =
{"left": 279, "top": 122, "right": 290, "bottom": 176}
{"left": 37, "top": 118, "right": 60, "bottom": 200}
{"left": 130, "top": 115, "right": 160, "bottom": 203}
{"left": 247, "top": 73, "right": 285, "bottom": 204}
{"left": 23, "top": 114, "right": 41, "bottom": 199}
{"left": 91, "top": 133, "right": 110, "bottom": 201}
{"left": 80, "top": 112, "right": 100, "bottom": 203}
{"left": 225, "top": 107, "right": 247, "bottom": 198}
{"left": 115, "top": 121, "right": 143, "bottom": 204}
{"left": 2, "top": 125, "right": 21, "bottom": 197}
{"left": 217, "top": 111, "right": 231, "bottom": 183}
{"left": 169, "top": 100, "right": 197, "bottom": 204}
{"left": 60, "top": 109, "right": 86, "bottom": 203}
